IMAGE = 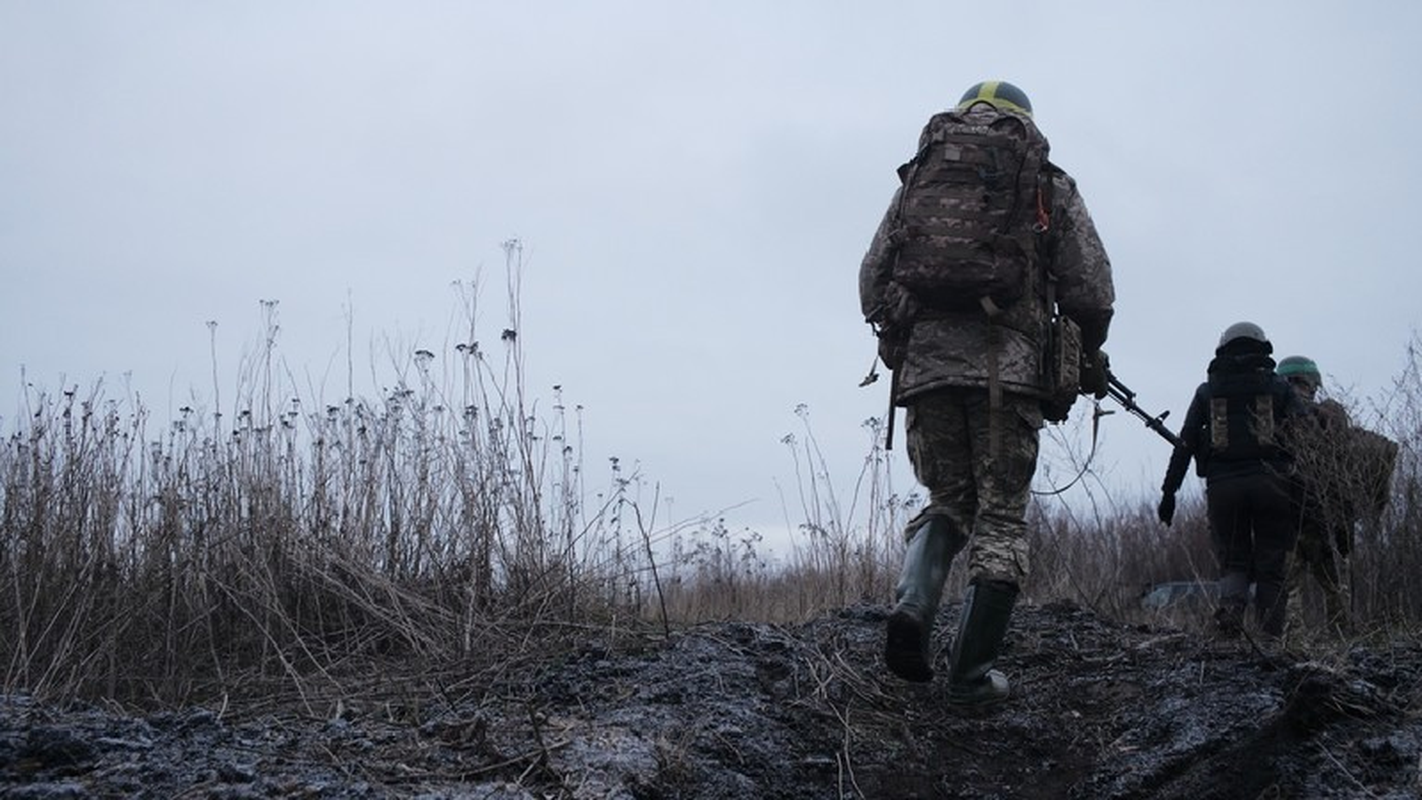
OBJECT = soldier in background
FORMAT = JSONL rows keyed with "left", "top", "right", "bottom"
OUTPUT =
{"left": 1158, "top": 323, "right": 1308, "bottom": 640}
{"left": 860, "top": 80, "right": 1114, "bottom": 709}
{"left": 1277, "top": 356, "right": 1355, "bottom": 633}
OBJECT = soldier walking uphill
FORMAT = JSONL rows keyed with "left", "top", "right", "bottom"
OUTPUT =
{"left": 859, "top": 81, "right": 1115, "bottom": 709}
{"left": 1279, "top": 355, "right": 1362, "bottom": 633}
{"left": 1157, "top": 323, "right": 1308, "bottom": 639}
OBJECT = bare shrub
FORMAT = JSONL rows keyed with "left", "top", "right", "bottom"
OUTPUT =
{"left": 1343, "top": 336, "right": 1422, "bottom": 632}
{"left": 0, "top": 242, "right": 671, "bottom": 707}
{"left": 6, "top": 239, "right": 1421, "bottom": 712}
{"left": 775, "top": 408, "right": 912, "bottom": 614}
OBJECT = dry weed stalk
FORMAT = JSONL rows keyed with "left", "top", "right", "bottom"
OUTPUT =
{"left": 0, "top": 243, "right": 677, "bottom": 707}
{"left": 4, "top": 252, "right": 1421, "bottom": 709}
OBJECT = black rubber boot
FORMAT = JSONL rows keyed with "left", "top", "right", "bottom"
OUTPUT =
{"left": 1215, "top": 571, "right": 1250, "bottom": 638}
{"left": 884, "top": 515, "right": 966, "bottom": 682}
{"left": 946, "top": 578, "right": 1019, "bottom": 709}
{"left": 1253, "top": 546, "right": 1292, "bottom": 638}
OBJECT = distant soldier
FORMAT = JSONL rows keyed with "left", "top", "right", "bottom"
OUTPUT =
{"left": 1279, "top": 355, "right": 1399, "bottom": 634}
{"left": 860, "top": 80, "right": 1114, "bottom": 708}
{"left": 1158, "top": 323, "right": 1308, "bottom": 639}
{"left": 1277, "top": 355, "right": 1355, "bottom": 632}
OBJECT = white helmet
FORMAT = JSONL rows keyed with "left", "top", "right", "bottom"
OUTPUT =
{"left": 1217, "top": 321, "right": 1270, "bottom": 351}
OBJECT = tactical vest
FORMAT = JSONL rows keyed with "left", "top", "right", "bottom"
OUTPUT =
{"left": 890, "top": 108, "right": 1049, "bottom": 313}
{"left": 1206, "top": 371, "right": 1282, "bottom": 461}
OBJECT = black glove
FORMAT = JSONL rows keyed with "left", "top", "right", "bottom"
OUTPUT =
{"left": 1080, "top": 350, "right": 1110, "bottom": 400}
{"left": 1157, "top": 491, "right": 1176, "bottom": 527}
{"left": 1042, "top": 394, "right": 1078, "bottom": 424}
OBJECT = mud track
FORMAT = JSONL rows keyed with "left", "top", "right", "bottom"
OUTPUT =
{"left": 5, "top": 600, "right": 1421, "bottom": 798}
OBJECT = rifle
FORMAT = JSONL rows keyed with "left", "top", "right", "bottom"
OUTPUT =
{"left": 885, "top": 367, "right": 899, "bottom": 450}
{"left": 863, "top": 316, "right": 908, "bottom": 451}
{"left": 1104, "top": 370, "right": 1182, "bottom": 448}
{"left": 857, "top": 349, "right": 900, "bottom": 451}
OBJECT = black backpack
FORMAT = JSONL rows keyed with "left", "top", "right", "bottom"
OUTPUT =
{"left": 1206, "top": 370, "right": 1286, "bottom": 462}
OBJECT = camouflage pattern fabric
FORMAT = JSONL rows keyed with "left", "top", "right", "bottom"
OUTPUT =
{"left": 858, "top": 104, "right": 1115, "bottom": 404}
{"left": 1291, "top": 399, "right": 1357, "bottom": 550}
{"left": 1286, "top": 524, "right": 1348, "bottom": 630}
{"left": 861, "top": 104, "right": 1114, "bottom": 593}
{"left": 888, "top": 108, "right": 1047, "bottom": 311}
{"left": 905, "top": 389, "right": 1042, "bottom": 585}
{"left": 1285, "top": 398, "right": 1376, "bottom": 631}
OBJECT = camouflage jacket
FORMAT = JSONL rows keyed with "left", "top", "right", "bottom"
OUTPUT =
{"left": 858, "top": 107, "right": 1115, "bottom": 404}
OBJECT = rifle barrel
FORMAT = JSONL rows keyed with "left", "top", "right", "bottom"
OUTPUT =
{"left": 1103, "top": 372, "right": 1182, "bottom": 448}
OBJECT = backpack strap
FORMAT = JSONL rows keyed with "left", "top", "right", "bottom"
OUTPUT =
{"left": 1035, "top": 165, "right": 1055, "bottom": 233}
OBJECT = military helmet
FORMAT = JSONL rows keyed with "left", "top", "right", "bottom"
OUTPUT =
{"left": 1277, "top": 355, "right": 1322, "bottom": 389}
{"left": 956, "top": 80, "right": 1032, "bottom": 118}
{"left": 1217, "top": 321, "right": 1270, "bottom": 350}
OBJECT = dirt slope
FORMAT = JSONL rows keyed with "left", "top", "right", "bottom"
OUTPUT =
{"left": 5, "top": 600, "right": 1422, "bottom": 798}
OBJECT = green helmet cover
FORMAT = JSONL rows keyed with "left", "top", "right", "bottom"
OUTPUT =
{"left": 1278, "top": 355, "right": 1322, "bottom": 387}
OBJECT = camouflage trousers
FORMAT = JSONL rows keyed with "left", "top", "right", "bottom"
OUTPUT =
{"left": 1286, "top": 520, "right": 1350, "bottom": 630}
{"left": 904, "top": 387, "right": 1043, "bottom": 586}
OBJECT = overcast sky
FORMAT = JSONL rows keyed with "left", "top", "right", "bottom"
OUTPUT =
{"left": 3, "top": 2, "right": 1420, "bottom": 550}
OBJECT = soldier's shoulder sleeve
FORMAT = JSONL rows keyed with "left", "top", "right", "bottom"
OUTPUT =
{"left": 859, "top": 186, "right": 904, "bottom": 321}
{"left": 1046, "top": 166, "right": 1115, "bottom": 349}
{"left": 1163, "top": 383, "right": 1210, "bottom": 493}
{"left": 1184, "top": 382, "right": 1211, "bottom": 439}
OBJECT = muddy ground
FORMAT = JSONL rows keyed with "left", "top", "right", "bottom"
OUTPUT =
{"left": 4, "top": 599, "right": 1422, "bottom": 799}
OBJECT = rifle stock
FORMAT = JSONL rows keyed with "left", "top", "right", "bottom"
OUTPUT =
{"left": 1104, "top": 370, "right": 1182, "bottom": 449}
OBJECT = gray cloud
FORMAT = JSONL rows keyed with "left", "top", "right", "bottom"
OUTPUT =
{"left": 3, "top": 1, "right": 1419, "bottom": 549}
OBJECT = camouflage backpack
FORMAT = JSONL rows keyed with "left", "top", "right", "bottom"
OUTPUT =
{"left": 889, "top": 107, "right": 1050, "bottom": 313}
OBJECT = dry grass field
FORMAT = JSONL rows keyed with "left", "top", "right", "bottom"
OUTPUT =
{"left": 3, "top": 269, "right": 1421, "bottom": 796}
